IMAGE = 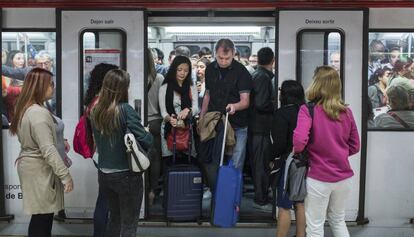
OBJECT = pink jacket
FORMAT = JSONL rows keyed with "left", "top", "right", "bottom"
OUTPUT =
{"left": 293, "top": 104, "right": 360, "bottom": 182}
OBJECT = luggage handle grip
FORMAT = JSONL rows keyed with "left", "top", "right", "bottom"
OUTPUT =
{"left": 219, "top": 112, "right": 229, "bottom": 167}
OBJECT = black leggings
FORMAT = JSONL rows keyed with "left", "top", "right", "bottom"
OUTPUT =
{"left": 28, "top": 213, "right": 54, "bottom": 237}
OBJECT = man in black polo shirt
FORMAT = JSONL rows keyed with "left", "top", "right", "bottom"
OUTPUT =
{"left": 200, "top": 38, "right": 252, "bottom": 187}
{"left": 248, "top": 47, "right": 275, "bottom": 212}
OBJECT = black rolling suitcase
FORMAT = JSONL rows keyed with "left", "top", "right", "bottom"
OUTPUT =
{"left": 164, "top": 119, "right": 203, "bottom": 222}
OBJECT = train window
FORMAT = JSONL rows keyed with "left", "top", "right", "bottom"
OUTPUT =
{"left": 1, "top": 31, "right": 56, "bottom": 128}
{"left": 297, "top": 30, "right": 344, "bottom": 91}
{"left": 79, "top": 29, "right": 126, "bottom": 113}
{"left": 368, "top": 32, "right": 414, "bottom": 130}
{"left": 174, "top": 44, "right": 200, "bottom": 56}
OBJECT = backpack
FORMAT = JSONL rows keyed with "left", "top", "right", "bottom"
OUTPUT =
{"left": 73, "top": 99, "right": 97, "bottom": 159}
{"left": 73, "top": 115, "right": 94, "bottom": 159}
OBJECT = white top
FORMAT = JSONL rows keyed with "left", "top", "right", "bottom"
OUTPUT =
{"left": 158, "top": 84, "right": 199, "bottom": 119}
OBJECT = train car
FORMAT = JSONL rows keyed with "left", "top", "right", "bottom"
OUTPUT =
{"left": 0, "top": 1, "right": 413, "bottom": 236}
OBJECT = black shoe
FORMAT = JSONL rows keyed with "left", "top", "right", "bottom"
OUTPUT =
{"left": 54, "top": 209, "right": 67, "bottom": 221}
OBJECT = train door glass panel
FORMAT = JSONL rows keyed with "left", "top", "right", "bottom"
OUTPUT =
{"left": 79, "top": 30, "right": 126, "bottom": 111}
{"left": 368, "top": 32, "right": 414, "bottom": 130}
{"left": 1, "top": 32, "right": 56, "bottom": 127}
{"left": 297, "top": 30, "right": 343, "bottom": 91}
{"left": 147, "top": 25, "right": 276, "bottom": 221}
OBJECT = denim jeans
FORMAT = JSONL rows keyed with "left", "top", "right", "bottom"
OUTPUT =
{"left": 93, "top": 184, "right": 109, "bottom": 237}
{"left": 231, "top": 127, "right": 248, "bottom": 171}
{"left": 98, "top": 171, "right": 143, "bottom": 237}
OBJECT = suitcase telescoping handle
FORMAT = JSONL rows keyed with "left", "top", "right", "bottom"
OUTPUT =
{"left": 219, "top": 111, "right": 230, "bottom": 167}
{"left": 172, "top": 115, "right": 193, "bottom": 165}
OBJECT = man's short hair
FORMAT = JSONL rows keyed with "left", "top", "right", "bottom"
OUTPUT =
{"left": 198, "top": 47, "right": 212, "bottom": 58}
{"left": 154, "top": 48, "right": 164, "bottom": 61}
{"left": 35, "top": 50, "right": 52, "bottom": 62}
{"left": 215, "top": 38, "right": 235, "bottom": 54}
{"left": 175, "top": 46, "right": 191, "bottom": 58}
{"left": 330, "top": 51, "right": 340, "bottom": 57}
{"left": 390, "top": 47, "right": 400, "bottom": 52}
{"left": 257, "top": 47, "right": 274, "bottom": 66}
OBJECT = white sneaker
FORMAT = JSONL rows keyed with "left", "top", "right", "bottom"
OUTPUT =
{"left": 203, "top": 189, "right": 212, "bottom": 200}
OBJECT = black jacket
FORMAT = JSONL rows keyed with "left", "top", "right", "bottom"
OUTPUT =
{"left": 248, "top": 66, "right": 275, "bottom": 134}
{"left": 271, "top": 104, "right": 300, "bottom": 158}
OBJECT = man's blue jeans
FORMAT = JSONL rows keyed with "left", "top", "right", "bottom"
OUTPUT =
{"left": 231, "top": 127, "right": 248, "bottom": 171}
{"left": 202, "top": 126, "right": 248, "bottom": 193}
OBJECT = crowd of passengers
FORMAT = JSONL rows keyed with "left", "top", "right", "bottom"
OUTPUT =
{"left": 6, "top": 37, "right": 361, "bottom": 237}
{"left": 368, "top": 40, "right": 414, "bottom": 128}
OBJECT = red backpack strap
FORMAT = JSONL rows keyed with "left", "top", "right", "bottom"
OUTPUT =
{"left": 388, "top": 112, "right": 410, "bottom": 128}
{"left": 85, "top": 96, "right": 99, "bottom": 116}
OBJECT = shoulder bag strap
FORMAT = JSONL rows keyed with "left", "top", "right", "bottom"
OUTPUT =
{"left": 306, "top": 102, "right": 315, "bottom": 136}
{"left": 119, "top": 104, "right": 129, "bottom": 134}
{"left": 302, "top": 102, "right": 315, "bottom": 162}
{"left": 388, "top": 112, "right": 410, "bottom": 128}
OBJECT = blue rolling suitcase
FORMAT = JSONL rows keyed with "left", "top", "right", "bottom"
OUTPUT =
{"left": 212, "top": 113, "right": 243, "bottom": 227}
{"left": 164, "top": 119, "right": 203, "bottom": 222}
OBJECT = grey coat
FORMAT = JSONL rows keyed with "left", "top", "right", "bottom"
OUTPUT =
{"left": 16, "top": 104, "right": 72, "bottom": 215}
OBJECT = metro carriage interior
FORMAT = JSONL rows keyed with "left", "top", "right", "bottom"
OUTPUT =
{"left": 147, "top": 24, "right": 276, "bottom": 221}
{"left": 0, "top": 2, "right": 413, "bottom": 237}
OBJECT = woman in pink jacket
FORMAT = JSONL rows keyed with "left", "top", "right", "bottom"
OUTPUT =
{"left": 293, "top": 66, "right": 360, "bottom": 237}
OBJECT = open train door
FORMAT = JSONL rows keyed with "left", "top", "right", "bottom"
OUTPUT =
{"left": 58, "top": 8, "right": 148, "bottom": 219}
{"left": 277, "top": 9, "right": 368, "bottom": 223}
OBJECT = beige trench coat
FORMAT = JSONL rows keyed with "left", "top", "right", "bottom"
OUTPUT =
{"left": 16, "top": 104, "right": 72, "bottom": 215}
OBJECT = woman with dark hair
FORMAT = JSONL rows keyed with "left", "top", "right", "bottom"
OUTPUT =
{"left": 84, "top": 63, "right": 118, "bottom": 106}
{"left": 10, "top": 68, "right": 73, "bottom": 237}
{"left": 6, "top": 50, "right": 25, "bottom": 68}
{"left": 4, "top": 50, "right": 26, "bottom": 120}
{"left": 83, "top": 63, "right": 118, "bottom": 237}
{"left": 90, "top": 69, "right": 152, "bottom": 237}
{"left": 158, "top": 55, "right": 199, "bottom": 159}
{"left": 368, "top": 68, "right": 391, "bottom": 108}
{"left": 271, "top": 80, "right": 306, "bottom": 237}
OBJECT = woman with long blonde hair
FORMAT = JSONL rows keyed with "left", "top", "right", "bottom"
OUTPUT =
{"left": 10, "top": 68, "right": 73, "bottom": 237}
{"left": 293, "top": 66, "right": 360, "bottom": 237}
{"left": 90, "top": 69, "right": 153, "bottom": 237}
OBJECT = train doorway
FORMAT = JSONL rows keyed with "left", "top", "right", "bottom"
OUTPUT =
{"left": 146, "top": 10, "right": 277, "bottom": 223}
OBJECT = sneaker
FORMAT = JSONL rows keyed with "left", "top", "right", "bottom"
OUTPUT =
{"left": 252, "top": 202, "right": 273, "bottom": 213}
{"left": 203, "top": 189, "right": 212, "bottom": 200}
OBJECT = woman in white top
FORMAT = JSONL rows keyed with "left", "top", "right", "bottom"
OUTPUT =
{"left": 158, "top": 55, "right": 199, "bottom": 158}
